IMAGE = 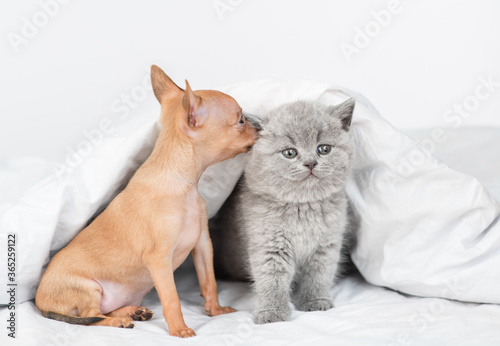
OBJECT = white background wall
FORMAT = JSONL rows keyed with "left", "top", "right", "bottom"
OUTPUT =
{"left": 1, "top": 0, "right": 499, "bottom": 164}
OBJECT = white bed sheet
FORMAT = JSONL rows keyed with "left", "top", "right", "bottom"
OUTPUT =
{"left": 2, "top": 266, "right": 500, "bottom": 346}
{"left": 1, "top": 126, "right": 500, "bottom": 346}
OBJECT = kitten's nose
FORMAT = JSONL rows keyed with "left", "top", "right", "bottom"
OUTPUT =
{"left": 304, "top": 161, "right": 317, "bottom": 171}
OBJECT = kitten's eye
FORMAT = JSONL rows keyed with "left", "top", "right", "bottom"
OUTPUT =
{"left": 317, "top": 145, "right": 332, "bottom": 155}
{"left": 282, "top": 148, "right": 298, "bottom": 158}
{"left": 239, "top": 117, "right": 245, "bottom": 125}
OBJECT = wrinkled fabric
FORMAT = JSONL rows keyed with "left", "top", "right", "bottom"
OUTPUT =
{"left": 1, "top": 79, "right": 499, "bottom": 309}
{"left": 2, "top": 268, "right": 500, "bottom": 345}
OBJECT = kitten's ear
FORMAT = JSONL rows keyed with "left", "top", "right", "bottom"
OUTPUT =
{"left": 182, "top": 80, "right": 208, "bottom": 128}
{"left": 243, "top": 112, "right": 264, "bottom": 132}
{"left": 150, "top": 65, "right": 183, "bottom": 103}
{"left": 328, "top": 98, "right": 355, "bottom": 131}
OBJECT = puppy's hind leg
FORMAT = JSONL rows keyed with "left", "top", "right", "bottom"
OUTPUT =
{"left": 89, "top": 315, "right": 135, "bottom": 328}
{"left": 106, "top": 306, "right": 154, "bottom": 322}
{"left": 78, "top": 289, "right": 135, "bottom": 328}
{"left": 81, "top": 303, "right": 135, "bottom": 328}
{"left": 38, "top": 279, "right": 134, "bottom": 328}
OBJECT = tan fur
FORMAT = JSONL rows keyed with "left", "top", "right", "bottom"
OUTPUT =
{"left": 35, "top": 65, "right": 257, "bottom": 337}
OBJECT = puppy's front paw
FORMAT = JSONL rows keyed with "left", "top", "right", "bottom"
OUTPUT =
{"left": 254, "top": 308, "right": 290, "bottom": 324}
{"left": 298, "top": 298, "right": 333, "bottom": 312}
{"left": 169, "top": 326, "right": 196, "bottom": 338}
{"left": 206, "top": 305, "right": 236, "bottom": 317}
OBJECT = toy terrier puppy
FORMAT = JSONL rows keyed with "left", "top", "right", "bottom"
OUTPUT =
{"left": 36, "top": 65, "right": 258, "bottom": 337}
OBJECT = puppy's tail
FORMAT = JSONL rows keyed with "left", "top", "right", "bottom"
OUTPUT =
{"left": 42, "top": 311, "right": 105, "bottom": 325}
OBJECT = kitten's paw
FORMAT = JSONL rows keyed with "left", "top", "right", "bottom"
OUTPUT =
{"left": 298, "top": 298, "right": 334, "bottom": 312}
{"left": 254, "top": 308, "right": 290, "bottom": 324}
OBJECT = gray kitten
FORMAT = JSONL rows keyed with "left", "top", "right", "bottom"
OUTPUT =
{"left": 210, "top": 99, "right": 355, "bottom": 324}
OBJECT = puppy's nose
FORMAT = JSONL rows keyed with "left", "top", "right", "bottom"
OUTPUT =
{"left": 304, "top": 161, "right": 317, "bottom": 171}
{"left": 253, "top": 130, "right": 259, "bottom": 140}
{"left": 250, "top": 127, "right": 259, "bottom": 140}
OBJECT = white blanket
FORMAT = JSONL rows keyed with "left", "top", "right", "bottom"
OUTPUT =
{"left": 1, "top": 79, "right": 500, "bottom": 345}
{"left": 3, "top": 266, "right": 500, "bottom": 345}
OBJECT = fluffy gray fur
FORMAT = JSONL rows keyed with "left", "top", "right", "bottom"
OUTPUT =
{"left": 210, "top": 99, "right": 355, "bottom": 324}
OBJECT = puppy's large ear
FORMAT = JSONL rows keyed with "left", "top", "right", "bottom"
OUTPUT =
{"left": 150, "top": 65, "right": 183, "bottom": 103}
{"left": 182, "top": 80, "right": 208, "bottom": 128}
{"left": 327, "top": 98, "right": 355, "bottom": 131}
